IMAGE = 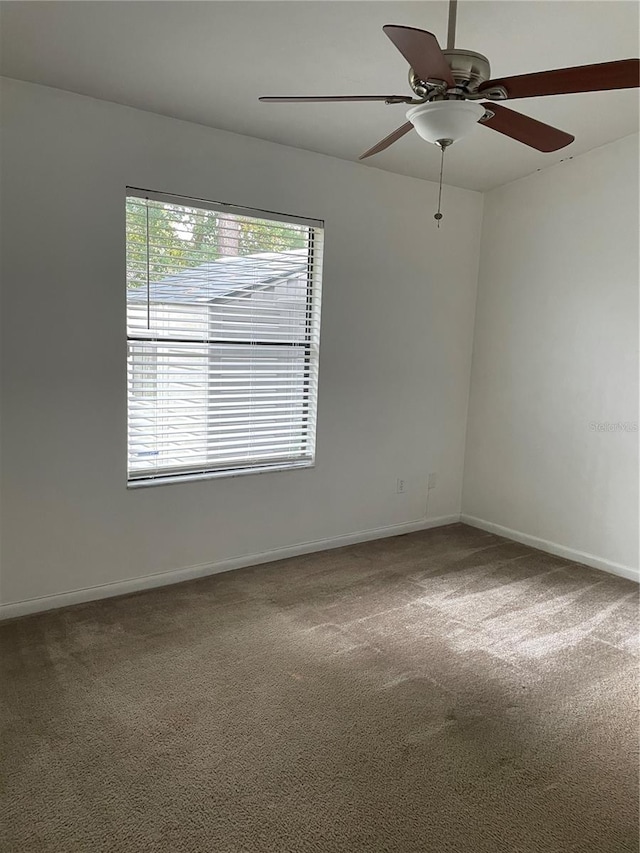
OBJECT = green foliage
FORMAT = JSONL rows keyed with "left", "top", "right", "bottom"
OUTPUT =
{"left": 238, "top": 219, "right": 306, "bottom": 255}
{"left": 126, "top": 198, "right": 307, "bottom": 289}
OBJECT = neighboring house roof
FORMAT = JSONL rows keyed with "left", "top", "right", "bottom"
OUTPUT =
{"left": 128, "top": 248, "right": 308, "bottom": 304}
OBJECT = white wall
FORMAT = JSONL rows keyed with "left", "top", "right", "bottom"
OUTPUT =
{"left": 463, "top": 133, "right": 639, "bottom": 577}
{"left": 0, "top": 78, "right": 483, "bottom": 608}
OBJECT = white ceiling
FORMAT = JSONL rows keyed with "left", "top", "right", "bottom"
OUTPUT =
{"left": 1, "top": 1, "right": 638, "bottom": 191}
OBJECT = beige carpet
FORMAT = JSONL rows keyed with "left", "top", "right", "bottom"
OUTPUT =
{"left": 1, "top": 523, "right": 638, "bottom": 852}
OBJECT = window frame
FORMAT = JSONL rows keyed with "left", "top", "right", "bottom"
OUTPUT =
{"left": 126, "top": 188, "right": 324, "bottom": 488}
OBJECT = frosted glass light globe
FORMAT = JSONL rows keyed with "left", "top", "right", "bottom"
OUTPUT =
{"left": 406, "top": 101, "right": 486, "bottom": 145}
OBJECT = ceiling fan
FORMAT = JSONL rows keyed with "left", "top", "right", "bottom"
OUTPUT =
{"left": 259, "top": 0, "right": 640, "bottom": 160}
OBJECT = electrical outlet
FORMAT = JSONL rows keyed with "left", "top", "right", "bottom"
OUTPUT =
{"left": 396, "top": 478, "right": 406, "bottom": 494}
{"left": 428, "top": 472, "right": 438, "bottom": 490}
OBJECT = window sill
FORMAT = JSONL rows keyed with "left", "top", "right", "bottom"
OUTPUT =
{"left": 127, "top": 459, "right": 315, "bottom": 489}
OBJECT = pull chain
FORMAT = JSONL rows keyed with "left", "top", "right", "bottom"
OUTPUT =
{"left": 434, "top": 139, "right": 452, "bottom": 228}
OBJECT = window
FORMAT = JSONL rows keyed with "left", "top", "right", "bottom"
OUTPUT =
{"left": 126, "top": 189, "right": 323, "bottom": 485}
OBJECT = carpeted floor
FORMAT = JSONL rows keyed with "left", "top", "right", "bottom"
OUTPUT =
{"left": 1, "top": 523, "right": 638, "bottom": 852}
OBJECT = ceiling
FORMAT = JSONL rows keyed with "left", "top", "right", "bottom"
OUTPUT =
{"left": 1, "top": 1, "right": 638, "bottom": 191}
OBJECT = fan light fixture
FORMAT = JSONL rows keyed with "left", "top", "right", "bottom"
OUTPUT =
{"left": 405, "top": 101, "right": 487, "bottom": 146}
{"left": 259, "top": 0, "right": 640, "bottom": 225}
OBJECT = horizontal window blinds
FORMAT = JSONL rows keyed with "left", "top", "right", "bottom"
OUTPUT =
{"left": 126, "top": 191, "right": 323, "bottom": 483}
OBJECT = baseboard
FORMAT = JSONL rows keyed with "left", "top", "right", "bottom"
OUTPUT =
{"left": 0, "top": 514, "right": 461, "bottom": 620}
{"left": 460, "top": 514, "right": 639, "bottom": 583}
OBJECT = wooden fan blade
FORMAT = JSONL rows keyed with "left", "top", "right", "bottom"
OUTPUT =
{"left": 359, "top": 122, "right": 414, "bottom": 160}
{"left": 480, "top": 58, "right": 640, "bottom": 100}
{"left": 383, "top": 25, "right": 455, "bottom": 87}
{"left": 480, "top": 103, "right": 574, "bottom": 152}
{"left": 259, "top": 95, "right": 414, "bottom": 104}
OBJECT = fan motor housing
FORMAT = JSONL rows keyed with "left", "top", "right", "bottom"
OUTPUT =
{"left": 409, "top": 49, "right": 491, "bottom": 96}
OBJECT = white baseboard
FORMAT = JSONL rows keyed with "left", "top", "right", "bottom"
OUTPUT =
{"left": 0, "top": 514, "right": 461, "bottom": 620}
{"left": 460, "top": 514, "right": 639, "bottom": 583}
